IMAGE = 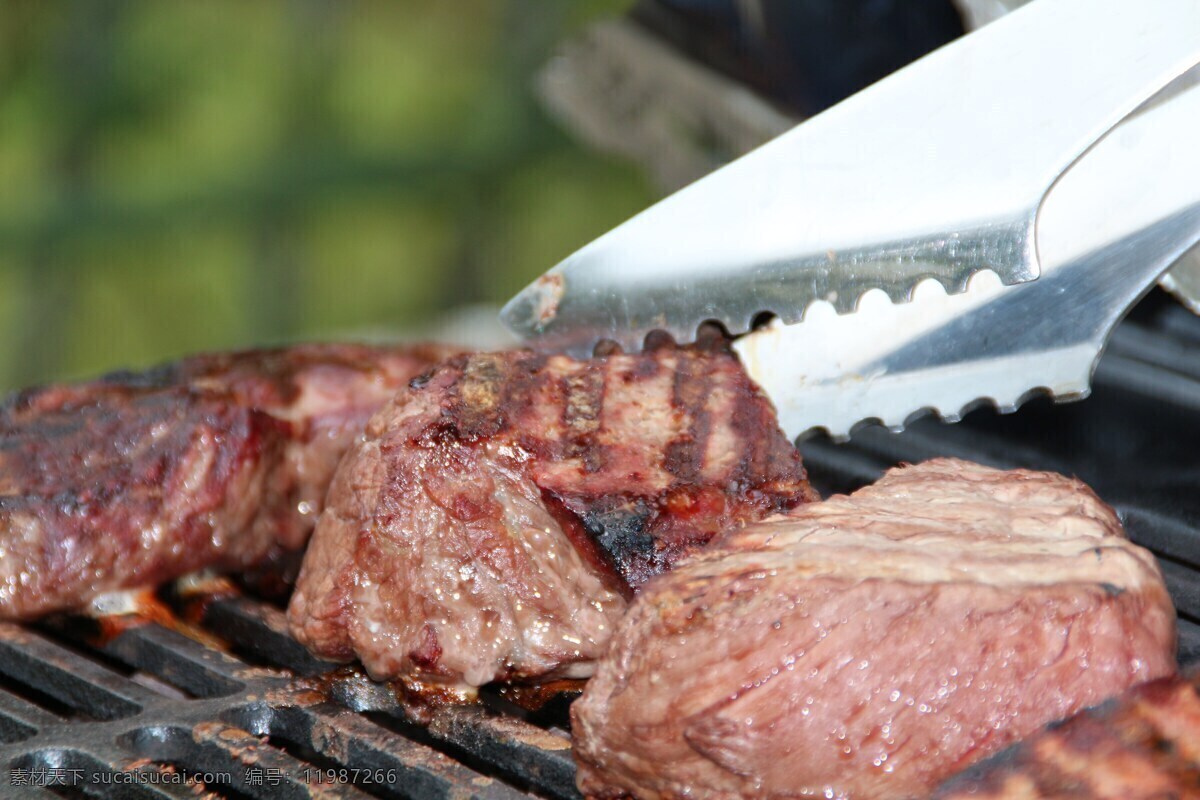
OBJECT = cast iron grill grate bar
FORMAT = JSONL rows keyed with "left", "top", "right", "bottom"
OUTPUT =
{"left": 1159, "top": 561, "right": 1200, "bottom": 624}
{"left": 97, "top": 624, "right": 248, "bottom": 697}
{"left": 1178, "top": 620, "right": 1200, "bottom": 664}
{"left": 11, "top": 748, "right": 192, "bottom": 799}
{"left": 0, "top": 689, "right": 61, "bottom": 743}
{"left": 0, "top": 625, "right": 159, "bottom": 721}
{"left": 201, "top": 598, "right": 578, "bottom": 798}
{"left": 202, "top": 598, "right": 335, "bottom": 677}
{"left": 204, "top": 600, "right": 578, "bottom": 799}
{"left": 0, "top": 613, "right": 547, "bottom": 799}
{"left": 3, "top": 297, "right": 1200, "bottom": 798}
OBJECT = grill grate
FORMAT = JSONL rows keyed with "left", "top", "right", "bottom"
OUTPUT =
{"left": 0, "top": 597, "right": 577, "bottom": 799}
{"left": 2, "top": 290, "right": 1199, "bottom": 798}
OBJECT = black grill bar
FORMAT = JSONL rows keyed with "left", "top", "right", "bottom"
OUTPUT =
{"left": 422, "top": 706, "right": 576, "bottom": 798}
{"left": 202, "top": 604, "right": 579, "bottom": 800}
{"left": 227, "top": 703, "right": 530, "bottom": 800}
{"left": 0, "top": 690, "right": 56, "bottom": 746}
{"left": 99, "top": 625, "right": 246, "bottom": 697}
{"left": 0, "top": 700, "right": 41, "bottom": 753}
{"left": 197, "top": 595, "right": 580, "bottom": 798}
{"left": 1179, "top": 620, "right": 1200, "bottom": 665}
{"left": 0, "top": 608, "right": 555, "bottom": 798}
{"left": 1160, "top": 561, "right": 1200, "bottom": 625}
{"left": 149, "top": 721, "right": 382, "bottom": 799}
{"left": 0, "top": 625, "right": 158, "bottom": 721}
{"left": 203, "top": 598, "right": 336, "bottom": 676}
{"left": 12, "top": 747, "right": 205, "bottom": 799}
{"left": 1120, "top": 509, "right": 1200, "bottom": 570}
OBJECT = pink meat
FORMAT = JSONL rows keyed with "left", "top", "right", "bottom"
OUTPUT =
{"left": 572, "top": 458, "right": 1177, "bottom": 800}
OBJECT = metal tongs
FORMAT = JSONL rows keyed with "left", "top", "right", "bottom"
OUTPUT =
{"left": 501, "top": 0, "right": 1200, "bottom": 440}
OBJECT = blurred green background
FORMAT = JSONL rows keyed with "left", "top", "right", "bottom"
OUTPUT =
{"left": 0, "top": 0, "right": 650, "bottom": 390}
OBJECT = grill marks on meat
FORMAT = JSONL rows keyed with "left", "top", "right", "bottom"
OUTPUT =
{"left": 0, "top": 343, "right": 449, "bottom": 620}
{"left": 571, "top": 459, "right": 1177, "bottom": 800}
{"left": 934, "top": 671, "right": 1200, "bottom": 799}
{"left": 511, "top": 346, "right": 816, "bottom": 586}
{"left": 431, "top": 346, "right": 815, "bottom": 585}
{"left": 287, "top": 346, "right": 814, "bottom": 690}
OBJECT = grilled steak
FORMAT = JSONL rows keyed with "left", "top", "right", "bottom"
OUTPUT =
{"left": 934, "top": 670, "right": 1200, "bottom": 800}
{"left": 572, "top": 459, "right": 1177, "bottom": 800}
{"left": 0, "top": 343, "right": 450, "bottom": 620}
{"left": 287, "top": 342, "right": 815, "bottom": 692}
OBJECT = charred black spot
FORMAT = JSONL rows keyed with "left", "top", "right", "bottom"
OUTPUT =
{"left": 1099, "top": 582, "right": 1125, "bottom": 598}
{"left": 539, "top": 490, "right": 630, "bottom": 597}
{"left": 583, "top": 500, "right": 656, "bottom": 579}
{"left": 53, "top": 490, "right": 93, "bottom": 516}
{"left": 1149, "top": 734, "right": 1175, "bottom": 755}
{"left": 100, "top": 364, "right": 180, "bottom": 390}
{"left": 408, "top": 368, "right": 436, "bottom": 390}
{"left": 0, "top": 495, "right": 29, "bottom": 511}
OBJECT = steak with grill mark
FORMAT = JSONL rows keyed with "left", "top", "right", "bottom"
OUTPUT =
{"left": 571, "top": 458, "right": 1177, "bottom": 800}
{"left": 0, "top": 343, "right": 453, "bottom": 620}
{"left": 287, "top": 341, "right": 816, "bottom": 691}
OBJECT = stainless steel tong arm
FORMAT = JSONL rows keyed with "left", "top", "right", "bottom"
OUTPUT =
{"left": 738, "top": 75, "right": 1200, "bottom": 439}
{"left": 501, "top": 0, "right": 1200, "bottom": 357}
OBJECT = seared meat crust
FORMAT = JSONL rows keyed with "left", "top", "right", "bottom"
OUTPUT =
{"left": 572, "top": 458, "right": 1177, "bottom": 800}
{"left": 0, "top": 343, "right": 449, "bottom": 619}
{"left": 288, "top": 344, "right": 814, "bottom": 689}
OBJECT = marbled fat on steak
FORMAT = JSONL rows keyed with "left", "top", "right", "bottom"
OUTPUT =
{"left": 0, "top": 343, "right": 451, "bottom": 619}
{"left": 287, "top": 341, "right": 815, "bottom": 691}
{"left": 572, "top": 458, "right": 1177, "bottom": 800}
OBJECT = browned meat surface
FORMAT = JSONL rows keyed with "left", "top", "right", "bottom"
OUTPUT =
{"left": 163, "top": 343, "right": 459, "bottom": 525}
{"left": 0, "top": 387, "right": 289, "bottom": 620}
{"left": 0, "top": 343, "right": 450, "bottom": 620}
{"left": 572, "top": 458, "right": 1177, "bottom": 800}
{"left": 288, "top": 342, "right": 815, "bottom": 692}
{"left": 934, "top": 671, "right": 1200, "bottom": 800}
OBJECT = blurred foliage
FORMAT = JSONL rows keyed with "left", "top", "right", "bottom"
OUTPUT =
{"left": 0, "top": 0, "right": 650, "bottom": 389}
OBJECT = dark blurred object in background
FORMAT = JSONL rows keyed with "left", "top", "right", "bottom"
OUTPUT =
{"left": 634, "top": 0, "right": 964, "bottom": 115}
{"left": 539, "top": 0, "right": 964, "bottom": 194}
